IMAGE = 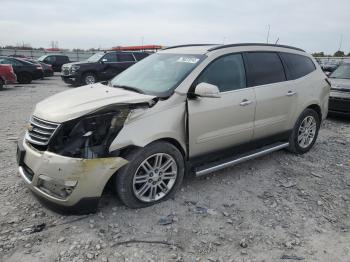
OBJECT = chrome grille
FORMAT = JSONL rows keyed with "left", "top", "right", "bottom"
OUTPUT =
{"left": 25, "top": 116, "right": 60, "bottom": 146}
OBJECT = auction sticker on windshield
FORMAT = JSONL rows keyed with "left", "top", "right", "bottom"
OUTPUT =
{"left": 177, "top": 57, "right": 200, "bottom": 64}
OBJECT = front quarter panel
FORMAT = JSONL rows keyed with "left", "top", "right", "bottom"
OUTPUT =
{"left": 109, "top": 96, "right": 187, "bottom": 154}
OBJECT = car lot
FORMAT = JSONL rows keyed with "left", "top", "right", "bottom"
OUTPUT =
{"left": 0, "top": 75, "right": 349, "bottom": 262}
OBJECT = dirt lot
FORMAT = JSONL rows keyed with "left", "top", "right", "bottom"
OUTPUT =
{"left": 0, "top": 75, "right": 349, "bottom": 262}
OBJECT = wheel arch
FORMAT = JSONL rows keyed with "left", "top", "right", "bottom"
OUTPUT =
{"left": 306, "top": 103, "right": 322, "bottom": 120}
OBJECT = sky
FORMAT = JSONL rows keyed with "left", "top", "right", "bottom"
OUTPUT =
{"left": 1, "top": 0, "right": 349, "bottom": 54}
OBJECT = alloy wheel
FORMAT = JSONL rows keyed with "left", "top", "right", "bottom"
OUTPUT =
{"left": 132, "top": 153, "right": 178, "bottom": 202}
{"left": 297, "top": 116, "right": 317, "bottom": 148}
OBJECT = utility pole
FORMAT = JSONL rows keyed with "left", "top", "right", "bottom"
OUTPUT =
{"left": 338, "top": 34, "right": 343, "bottom": 51}
{"left": 266, "top": 24, "right": 270, "bottom": 44}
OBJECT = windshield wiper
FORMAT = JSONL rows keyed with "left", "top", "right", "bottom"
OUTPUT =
{"left": 112, "top": 85, "right": 144, "bottom": 94}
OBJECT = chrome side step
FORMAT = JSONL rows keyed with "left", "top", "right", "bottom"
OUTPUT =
{"left": 195, "top": 142, "right": 289, "bottom": 177}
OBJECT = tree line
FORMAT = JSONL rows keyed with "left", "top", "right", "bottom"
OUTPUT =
{"left": 312, "top": 51, "right": 350, "bottom": 57}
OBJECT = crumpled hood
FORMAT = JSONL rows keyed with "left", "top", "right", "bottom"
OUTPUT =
{"left": 329, "top": 78, "right": 350, "bottom": 91}
{"left": 33, "top": 83, "right": 156, "bottom": 123}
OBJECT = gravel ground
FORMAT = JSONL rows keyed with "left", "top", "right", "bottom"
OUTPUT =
{"left": 0, "top": 75, "right": 349, "bottom": 262}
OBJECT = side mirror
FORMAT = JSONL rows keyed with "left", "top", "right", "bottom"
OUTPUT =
{"left": 325, "top": 71, "right": 331, "bottom": 76}
{"left": 194, "top": 82, "right": 220, "bottom": 98}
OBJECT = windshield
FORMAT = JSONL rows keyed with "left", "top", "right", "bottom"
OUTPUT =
{"left": 37, "top": 55, "right": 47, "bottom": 61}
{"left": 330, "top": 64, "right": 350, "bottom": 79}
{"left": 86, "top": 52, "right": 105, "bottom": 62}
{"left": 110, "top": 53, "right": 205, "bottom": 97}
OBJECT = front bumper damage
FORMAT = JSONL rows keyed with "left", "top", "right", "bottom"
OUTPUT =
{"left": 18, "top": 139, "right": 128, "bottom": 213}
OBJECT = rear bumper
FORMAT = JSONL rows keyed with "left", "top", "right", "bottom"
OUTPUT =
{"left": 17, "top": 138, "right": 128, "bottom": 213}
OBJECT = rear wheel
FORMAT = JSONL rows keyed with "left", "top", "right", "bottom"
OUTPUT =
{"left": 17, "top": 73, "right": 32, "bottom": 84}
{"left": 0, "top": 78, "right": 4, "bottom": 90}
{"left": 82, "top": 72, "right": 97, "bottom": 85}
{"left": 115, "top": 142, "right": 185, "bottom": 208}
{"left": 288, "top": 109, "right": 320, "bottom": 154}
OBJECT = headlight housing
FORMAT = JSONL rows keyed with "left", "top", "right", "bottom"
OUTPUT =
{"left": 71, "top": 65, "right": 80, "bottom": 73}
{"left": 49, "top": 108, "right": 130, "bottom": 158}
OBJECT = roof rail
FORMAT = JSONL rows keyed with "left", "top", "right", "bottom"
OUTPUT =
{"left": 162, "top": 44, "right": 218, "bottom": 50}
{"left": 207, "top": 43, "right": 305, "bottom": 52}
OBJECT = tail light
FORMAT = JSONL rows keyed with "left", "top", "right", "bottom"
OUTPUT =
{"left": 36, "top": 66, "right": 43, "bottom": 70}
{"left": 9, "top": 65, "right": 15, "bottom": 74}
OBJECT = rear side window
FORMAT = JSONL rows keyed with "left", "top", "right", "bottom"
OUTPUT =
{"left": 196, "top": 53, "right": 246, "bottom": 92}
{"left": 280, "top": 53, "right": 316, "bottom": 80}
{"left": 58, "top": 56, "right": 69, "bottom": 63}
{"left": 133, "top": 52, "right": 149, "bottom": 61}
{"left": 117, "top": 53, "right": 135, "bottom": 62}
{"left": 244, "top": 52, "right": 286, "bottom": 87}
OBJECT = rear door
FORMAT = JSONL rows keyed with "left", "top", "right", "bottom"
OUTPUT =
{"left": 116, "top": 53, "right": 136, "bottom": 72}
{"left": 243, "top": 52, "right": 297, "bottom": 140}
{"left": 188, "top": 53, "right": 256, "bottom": 157}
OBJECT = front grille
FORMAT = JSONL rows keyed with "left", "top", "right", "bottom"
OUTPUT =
{"left": 26, "top": 116, "right": 60, "bottom": 146}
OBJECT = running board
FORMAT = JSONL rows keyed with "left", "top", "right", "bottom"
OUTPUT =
{"left": 195, "top": 142, "right": 289, "bottom": 177}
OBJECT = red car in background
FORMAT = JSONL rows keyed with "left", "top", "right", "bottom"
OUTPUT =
{"left": 0, "top": 64, "right": 17, "bottom": 89}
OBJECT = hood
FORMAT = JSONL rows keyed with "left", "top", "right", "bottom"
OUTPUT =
{"left": 62, "top": 61, "right": 91, "bottom": 67}
{"left": 329, "top": 78, "right": 350, "bottom": 91}
{"left": 33, "top": 83, "right": 156, "bottom": 123}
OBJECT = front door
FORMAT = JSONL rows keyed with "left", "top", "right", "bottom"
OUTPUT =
{"left": 188, "top": 53, "right": 256, "bottom": 157}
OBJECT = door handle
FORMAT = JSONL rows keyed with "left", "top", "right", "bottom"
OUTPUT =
{"left": 239, "top": 99, "right": 253, "bottom": 106}
{"left": 286, "top": 91, "right": 297, "bottom": 96}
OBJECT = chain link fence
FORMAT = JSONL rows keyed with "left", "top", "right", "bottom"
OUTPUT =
{"left": 0, "top": 49, "right": 98, "bottom": 61}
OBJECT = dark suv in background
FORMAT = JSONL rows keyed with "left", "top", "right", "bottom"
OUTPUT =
{"left": 38, "top": 55, "right": 71, "bottom": 72}
{"left": 61, "top": 51, "right": 149, "bottom": 86}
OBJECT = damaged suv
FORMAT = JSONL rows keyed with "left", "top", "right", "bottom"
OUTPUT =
{"left": 17, "top": 43, "right": 329, "bottom": 213}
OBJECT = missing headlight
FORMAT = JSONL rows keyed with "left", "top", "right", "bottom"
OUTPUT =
{"left": 49, "top": 108, "right": 130, "bottom": 158}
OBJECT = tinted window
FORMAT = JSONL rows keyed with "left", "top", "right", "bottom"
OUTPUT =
{"left": 102, "top": 53, "right": 118, "bottom": 62}
{"left": 45, "top": 56, "right": 56, "bottom": 63}
{"left": 0, "top": 58, "right": 22, "bottom": 66}
{"left": 117, "top": 53, "right": 135, "bottom": 62}
{"left": 196, "top": 53, "right": 246, "bottom": 92}
{"left": 133, "top": 53, "right": 149, "bottom": 61}
{"left": 244, "top": 52, "right": 286, "bottom": 87}
{"left": 57, "top": 56, "right": 69, "bottom": 63}
{"left": 280, "top": 53, "right": 316, "bottom": 80}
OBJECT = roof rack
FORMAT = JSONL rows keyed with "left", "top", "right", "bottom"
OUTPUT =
{"left": 207, "top": 43, "right": 305, "bottom": 52}
{"left": 162, "top": 44, "right": 218, "bottom": 50}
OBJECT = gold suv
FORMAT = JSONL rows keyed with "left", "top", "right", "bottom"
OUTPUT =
{"left": 17, "top": 43, "right": 330, "bottom": 213}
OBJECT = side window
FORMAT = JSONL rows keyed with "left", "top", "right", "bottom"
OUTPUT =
{"left": 196, "top": 53, "right": 246, "bottom": 92}
{"left": 117, "top": 53, "right": 135, "bottom": 62}
{"left": 102, "top": 53, "right": 118, "bottom": 62}
{"left": 0, "top": 58, "right": 22, "bottom": 66}
{"left": 45, "top": 56, "right": 56, "bottom": 63}
{"left": 133, "top": 53, "right": 149, "bottom": 61}
{"left": 280, "top": 53, "right": 316, "bottom": 80}
{"left": 244, "top": 52, "right": 286, "bottom": 87}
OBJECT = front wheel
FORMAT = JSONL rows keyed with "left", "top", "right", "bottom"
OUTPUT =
{"left": 17, "top": 73, "right": 32, "bottom": 84}
{"left": 82, "top": 72, "right": 97, "bottom": 85}
{"left": 115, "top": 142, "right": 185, "bottom": 208}
{"left": 288, "top": 108, "right": 320, "bottom": 154}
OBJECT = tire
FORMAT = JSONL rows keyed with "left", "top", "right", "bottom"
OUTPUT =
{"left": 17, "top": 73, "right": 32, "bottom": 84}
{"left": 115, "top": 141, "right": 185, "bottom": 208}
{"left": 0, "top": 78, "right": 3, "bottom": 90}
{"left": 288, "top": 108, "right": 320, "bottom": 154}
{"left": 82, "top": 72, "right": 97, "bottom": 85}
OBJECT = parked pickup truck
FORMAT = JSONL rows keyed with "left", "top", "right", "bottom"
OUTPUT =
{"left": 0, "top": 64, "right": 17, "bottom": 89}
{"left": 61, "top": 51, "right": 149, "bottom": 86}
{"left": 38, "top": 55, "right": 71, "bottom": 72}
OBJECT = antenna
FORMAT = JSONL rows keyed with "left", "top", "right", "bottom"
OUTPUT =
{"left": 266, "top": 24, "right": 270, "bottom": 44}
